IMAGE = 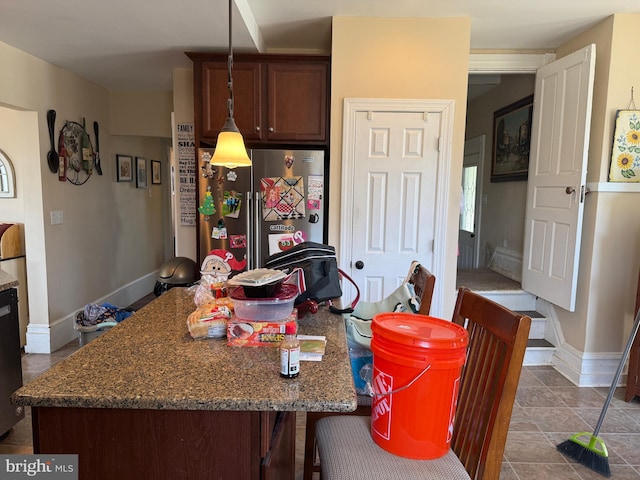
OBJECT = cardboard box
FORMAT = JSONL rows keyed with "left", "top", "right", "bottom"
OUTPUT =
{"left": 227, "top": 310, "right": 297, "bottom": 347}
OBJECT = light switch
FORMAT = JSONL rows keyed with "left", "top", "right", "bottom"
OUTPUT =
{"left": 50, "top": 210, "right": 63, "bottom": 225}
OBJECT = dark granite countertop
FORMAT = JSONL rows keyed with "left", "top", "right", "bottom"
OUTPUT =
{"left": 0, "top": 269, "right": 18, "bottom": 292}
{"left": 13, "top": 287, "right": 357, "bottom": 413}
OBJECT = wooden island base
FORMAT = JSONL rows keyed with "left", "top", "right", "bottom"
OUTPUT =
{"left": 32, "top": 407, "right": 295, "bottom": 480}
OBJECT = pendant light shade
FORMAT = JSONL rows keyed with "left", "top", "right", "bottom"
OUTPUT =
{"left": 210, "top": 0, "right": 251, "bottom": 168}
{"left": 210, "top": 117, "right": 251, "bottom": 167}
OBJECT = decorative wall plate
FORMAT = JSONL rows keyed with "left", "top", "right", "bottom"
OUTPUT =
{"left": 58, "top": 121, "right": 92, "bottom": 185}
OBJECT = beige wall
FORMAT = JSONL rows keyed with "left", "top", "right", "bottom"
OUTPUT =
{"left": 0, "top": 41, "right": 172, "bottom": 352}
{"left": 466, "top": 74, "right": 535, "bottom": 267}
{"left": 110, "top": 91, "right": 173, "bottom": 137}
{"left": 330, "top": 16, "right": 471, "bottom": 315}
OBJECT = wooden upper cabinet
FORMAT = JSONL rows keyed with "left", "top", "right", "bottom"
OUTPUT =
{"left": 199, "top": 61, "right": 263, "bottom": 141}
{"left": 189, "top": 53, "right": 329, "bottom": 146}
{"left": 266, "top": 63, "right": 327, "bottom": 142}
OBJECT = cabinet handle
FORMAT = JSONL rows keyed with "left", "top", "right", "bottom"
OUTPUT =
{"left": 0, "top": 305, "right": 10, "bottom": 317}
{"left": 268, "top": 127, "right": 274, "bottom": 132}
{"left": 255, "top": 126, "right": 260, "bottom": 132}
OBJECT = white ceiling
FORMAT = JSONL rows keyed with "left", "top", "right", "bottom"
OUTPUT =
{"left": 1, "top": 0, "right": 637, "bottom": 92}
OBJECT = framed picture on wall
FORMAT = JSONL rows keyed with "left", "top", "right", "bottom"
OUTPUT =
{"left": 116, "top": 154, "right": 133, "bottom": 182}
{"left": 491, "top": 95, "right": 534, "bottom": 182}
{"left": 136, "top": 157, "right": 147, "bottom": 188}
{"left": 151, "top": 160, "right": 161, "bottom": 185}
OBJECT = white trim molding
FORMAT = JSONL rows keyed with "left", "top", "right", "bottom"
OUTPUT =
{"left": 469, "top": 52, "right": 556, "bottom": 74}
{"left": 586, "top": 181, "right": 640, "bottom": 193}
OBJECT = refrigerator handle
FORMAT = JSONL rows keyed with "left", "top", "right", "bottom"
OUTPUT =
{"left": 254, "top": 191, "right": 262, "bottom": 267}
{"left": 246, "top": 191, "right": 254, "bottom": 270}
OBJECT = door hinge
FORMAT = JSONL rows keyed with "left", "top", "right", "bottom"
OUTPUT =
{"left": 437, "top": 137, "right": 441, "bottom": 152}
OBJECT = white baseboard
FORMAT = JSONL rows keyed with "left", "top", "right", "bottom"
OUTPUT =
{"left": 488, "top": 246, "right": 523, "bottom": 282}
{"left": 553, "top": 342, "right": 627, "bottom": 387}
{"left": 24, "top": 271, "right": 157, "bottom": 354}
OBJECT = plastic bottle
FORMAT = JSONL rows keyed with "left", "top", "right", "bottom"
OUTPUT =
{"left": 280, "top": 323, "right": 300, "bottom": 378}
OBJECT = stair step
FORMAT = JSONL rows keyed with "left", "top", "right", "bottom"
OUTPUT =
{"left": 475, "top": 290, "right": 536, "bottom": 311}
{"left": 527, "top": 338, "right": 554, "bottom": 348}
{"left": 524, "top": 337, "right": 556, "bottom": 366}
{"left": 517, "top": 310, "right": 545, "bottom": 318}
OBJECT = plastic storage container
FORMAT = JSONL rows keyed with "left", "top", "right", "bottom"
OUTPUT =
{"left": 230, "top": 284, "right": 298, "bottom": 321}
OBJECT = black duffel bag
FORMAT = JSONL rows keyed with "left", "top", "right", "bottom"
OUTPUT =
{"left": 264, "top": 242, "right": 342, "bottom": 305}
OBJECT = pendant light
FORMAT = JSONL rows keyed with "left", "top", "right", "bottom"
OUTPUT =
{"left": 210, "top": 0, "right": 251, "bottom": 168}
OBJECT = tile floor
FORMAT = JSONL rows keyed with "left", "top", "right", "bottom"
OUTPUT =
{"left": 3, "top": 303, "right": 640, "bottom": 479}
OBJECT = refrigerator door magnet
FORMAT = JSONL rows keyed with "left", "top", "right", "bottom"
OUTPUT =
{"left": 230, "top": 235, "right": 246, "bottom": 249}
{"left": 199, "top": 187, "right": 216, "bottom": 219}
{"left": 223, "top": 190, "right": 242, "bottom": 218}
{"left": 261, "top": 176, "right": 306, "bottom": 221}
{"left": 212, "top": 219, "right": 227, "bottom": 240}
{"left": 285, "top": 155, "right": 295, "bottom": 168}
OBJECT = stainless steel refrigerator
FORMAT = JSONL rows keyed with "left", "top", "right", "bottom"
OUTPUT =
{"left": 196, "top": 148, "right": 327, "bottom": 274}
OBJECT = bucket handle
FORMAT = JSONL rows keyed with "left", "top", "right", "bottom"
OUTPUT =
{"left": 364, "top": 363, "right": 432, "bottom": 398}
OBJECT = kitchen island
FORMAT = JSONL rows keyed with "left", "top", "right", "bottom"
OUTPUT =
{"left": 13, "top": 287, "right": 356, "bottom": 479}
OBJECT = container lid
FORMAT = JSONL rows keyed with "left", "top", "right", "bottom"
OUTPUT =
{"left": 227, "top": 268, "right": 286, "bottom": 287}
{"left": 230, "top": 283, "right": 298, "bottom": 302}
{"left": 371, "top": 313, "right": 468, "bottom": 350}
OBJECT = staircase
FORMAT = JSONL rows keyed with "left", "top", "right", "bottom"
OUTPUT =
{"left": 473, "top": 288, "right": 556, "bottom": 366}
{"left": 457, "top": 268, "right": 556, "bottom": 366}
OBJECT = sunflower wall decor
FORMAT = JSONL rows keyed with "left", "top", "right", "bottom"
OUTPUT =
{"left": 609, "top": 110, "right": 640, "bottom": 182}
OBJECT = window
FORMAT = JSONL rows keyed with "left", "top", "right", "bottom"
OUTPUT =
{"left": 460, "top": 165, "right": 477, "bottom": 233}
{"left": 0, "top": 150, "right": 16, "bottom": 198}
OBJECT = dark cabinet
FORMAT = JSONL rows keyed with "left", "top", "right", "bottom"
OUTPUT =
{"left": 198, "top": 61, "right": 263, "bottom": 142}
{"left": 33, "top": 407, "right": 295, "bottom": 479}
{"left": 0, "top": 288, "right": 24, "bottom": 436}
{"left": 624, "top": 269, "right": 640, "bottom": 402}
{"left": 189, "top": 53, "right": 329, "bottom": 146}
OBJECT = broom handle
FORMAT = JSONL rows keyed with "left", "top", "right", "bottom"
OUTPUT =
{"left": 593, "top": 307, "right": 640, "bottom": 436}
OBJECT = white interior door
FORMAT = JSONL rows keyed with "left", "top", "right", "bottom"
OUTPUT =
{"left": 340, "top": 99, "right": 454, "bottom": 317}
{"left": 458, "top": 136, "right": 484, "bottom": 269}
{"left": 522, "top": 44, "right": 596, "bottom": 312}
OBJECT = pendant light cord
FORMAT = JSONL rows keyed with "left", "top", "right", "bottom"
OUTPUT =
{"left": 227, "top": 0, "right": 235, "bottom": 119}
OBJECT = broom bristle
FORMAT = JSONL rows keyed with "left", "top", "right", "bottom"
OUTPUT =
{"left": 557, "top": 437, "right": 611, "bottom": 478}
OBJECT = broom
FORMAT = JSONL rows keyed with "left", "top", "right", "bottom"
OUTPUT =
{"left": 556, "top": 306, "right": 640, "bottom": 477}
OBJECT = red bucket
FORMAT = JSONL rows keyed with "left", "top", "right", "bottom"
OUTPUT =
{"left": 370, "top": 313, "right": 468, "bottom": 459}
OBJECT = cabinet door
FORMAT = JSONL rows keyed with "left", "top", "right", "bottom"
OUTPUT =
{"left": 200, "top": 62, "right": 263, "bottom": 142}
{"left": 266, "top": 63, "right": 327, "bottom": 143}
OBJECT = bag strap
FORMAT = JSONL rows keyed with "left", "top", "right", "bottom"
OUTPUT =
{"left": 328, "top": 268, "right": 360, "bottom": 314}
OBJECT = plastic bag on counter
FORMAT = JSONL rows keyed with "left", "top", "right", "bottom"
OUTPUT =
{"left": 188, "top": 276, "right": 229, "bottom": 308}
{"left": 186, "top": 297, "right": 234, "bottom": 340}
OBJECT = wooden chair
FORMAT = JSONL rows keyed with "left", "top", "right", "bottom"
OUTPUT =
{"left": 405, "top": 260, "right": 436, "bottom": 316}
{"left": 302, "top": 262, "right": 436, "bottom": 480}
{"left": 314, "top": 287, "right": 531, "bottom": 480}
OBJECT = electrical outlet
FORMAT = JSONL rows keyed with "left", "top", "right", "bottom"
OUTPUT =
{"left": 50, "top": 210, "right": 63, "bottom": 225}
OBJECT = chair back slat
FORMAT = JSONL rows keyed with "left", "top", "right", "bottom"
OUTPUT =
{"left": 451, "top": 287, "right": 531, "bottom": 480}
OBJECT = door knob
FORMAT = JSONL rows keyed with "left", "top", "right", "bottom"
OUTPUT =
{"left": 565, "top": 187, "right": 575, "bottom": 194}
{"left": 355, "top": 261, "right": 364, "bottom": 270}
